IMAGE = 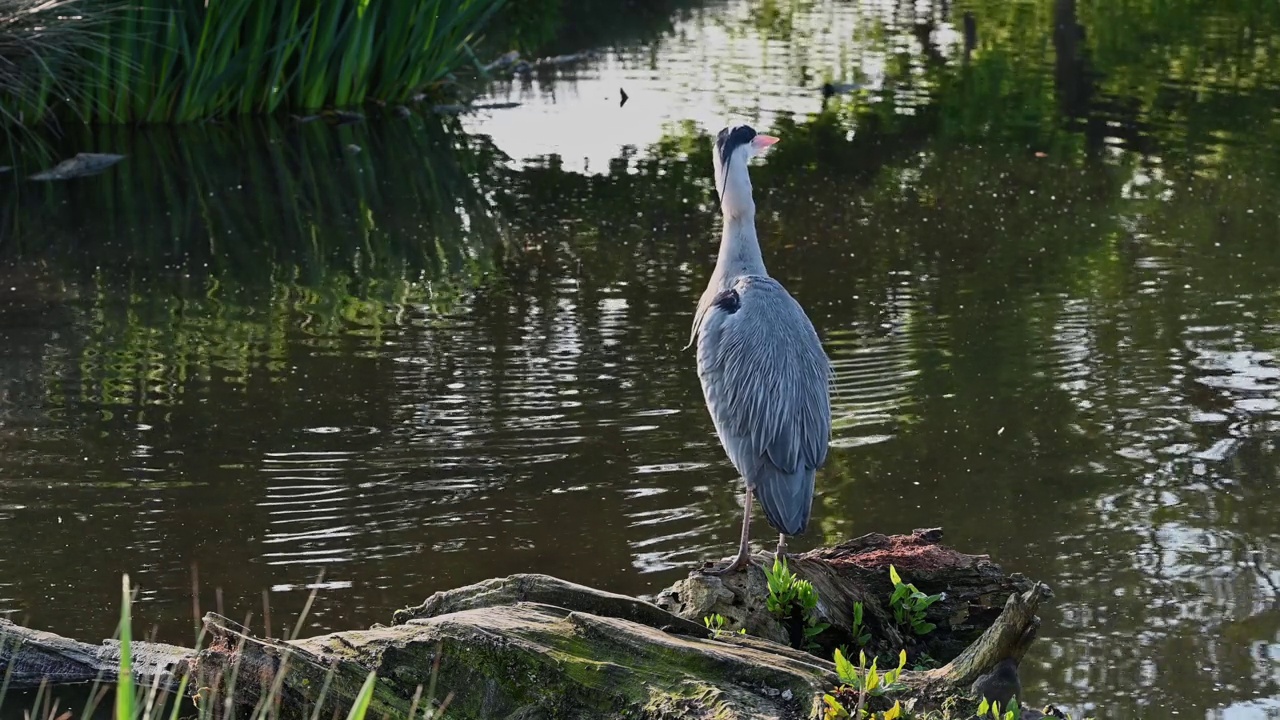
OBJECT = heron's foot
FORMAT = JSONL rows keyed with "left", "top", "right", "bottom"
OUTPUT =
{"left": 703, "top": 549, "right": 756, "bottom": 575}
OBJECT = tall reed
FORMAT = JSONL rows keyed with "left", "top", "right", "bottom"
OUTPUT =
{"left": 0, "top": 0, "right": 505, "bottom": 127}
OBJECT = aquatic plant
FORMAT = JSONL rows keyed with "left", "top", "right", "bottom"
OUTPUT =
{"left": 0, "top": 0, "right": 506, "bottom": 128}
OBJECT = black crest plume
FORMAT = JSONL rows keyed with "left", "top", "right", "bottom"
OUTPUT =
{"left": 713, "top": 125, "right": 757, "bottom": 200}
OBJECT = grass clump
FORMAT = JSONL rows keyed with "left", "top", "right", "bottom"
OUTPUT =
{"left": 0, "top": 0, "right": 506, "bottom": 128}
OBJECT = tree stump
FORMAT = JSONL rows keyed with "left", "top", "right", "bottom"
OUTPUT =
{"left": 654, "top": 528, "right": 1041, "bottom": 664}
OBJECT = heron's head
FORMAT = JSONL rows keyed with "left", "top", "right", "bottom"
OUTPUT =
{"left": 712, "top": 124, "right": 779, "bottom": 218}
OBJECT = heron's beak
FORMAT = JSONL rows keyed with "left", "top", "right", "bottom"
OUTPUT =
{"left": 752, "top": 135, "right": 780, "bottom": 151}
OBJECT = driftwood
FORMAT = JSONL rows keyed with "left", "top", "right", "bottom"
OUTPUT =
{"left": 0, "top": 530, "right": 1052, "bottom": 719}
{"left": 28, "top": 153, "right": 124, "bottom": 181}
{"left": 0, "top": 619, "right": 189, "bottom": 691}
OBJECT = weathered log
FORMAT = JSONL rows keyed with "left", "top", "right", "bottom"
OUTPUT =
{"left": 391, "top": 573, "right": 711, "bottom": 637}
{"left": 0, "top": 533, "right": 1052, "bottom": 719}
{"left": 0, "top": 619, "right": 190, "bottom": 691}
{"left": 655, "top": 528, "right": 1037, "bottom": 663}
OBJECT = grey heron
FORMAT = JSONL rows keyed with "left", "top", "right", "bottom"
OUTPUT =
{"left": 688, "top": 124, "right": 833, "bottom": 575}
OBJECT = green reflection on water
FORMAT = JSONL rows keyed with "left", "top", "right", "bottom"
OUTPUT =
{"left": 4, "top": 117, "right": 509, "bottom": 408}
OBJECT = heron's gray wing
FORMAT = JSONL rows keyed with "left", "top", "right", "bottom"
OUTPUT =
{"left": 693, "top": 275, "right": 832, "bottom": 535}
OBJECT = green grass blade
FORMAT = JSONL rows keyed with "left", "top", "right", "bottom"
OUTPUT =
{"left": 345, "top": 671, "right": 377, "bottom": 720}
{"left": 116, "top": 574, "right": 135, "bottom": 720}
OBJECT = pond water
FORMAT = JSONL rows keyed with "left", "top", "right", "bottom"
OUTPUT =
{"left": 2, "top": 0, "right": 1279, "bottom": 717}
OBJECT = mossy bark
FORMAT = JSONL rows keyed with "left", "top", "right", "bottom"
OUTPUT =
{"left": 0, "top": 532, "right": 1053, "bottom": 719}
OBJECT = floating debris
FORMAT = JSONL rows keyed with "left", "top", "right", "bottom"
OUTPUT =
{"left": 535, "top": 51, "right": 596, "bottom": 67}
{"left": 0, "top": 166, "right": 10, "bottom": 174}
{"left": 820, "top": 81, "right": 863, "bottom": 99}
{"left": 498, "top": 50, "right": 597, "bottom": 76}
{"left": 471, "top": 102, "right": 521, "bottom": 111}
{"left": 345, "top": 144, "right": 362, "bottom": 154}
{"left": 323, "top": 109, "right": 365, "bottom": 125}
{"left": 292, "top": 114, "right": 321, "bottom": 124}
{"left": 432, "top": 101, "right": 521, "bottom": 116}
{"left": 1195, "top": 437, "right": 1240, "bottom": 462}
{"left": 620, "top": 88, "right": 629, "bottom": 107}
{"left": 29, "top": 153, "right": 124, "bottom": 181}
{"left": 392, "top": 105, "right": 412, "bottom": 119}
{"left": 484, "top": 50, "right": 521, "bottom": 73}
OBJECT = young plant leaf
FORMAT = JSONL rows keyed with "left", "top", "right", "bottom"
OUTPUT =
{"left": 345, "top": 670, "right": 377, "bottom": 720}
{"left": 833, "top": 648, "right": 858, "bottom": 685}
{"left": 823, "top": 694, "right": 849, "bottom": 720}
{"left": 804, "top": 623, "right": 828, "bottom": 638}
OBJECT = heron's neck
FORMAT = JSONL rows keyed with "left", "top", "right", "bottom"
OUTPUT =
{"left": 714, "top": 212, "right": 767, "bottom": 281}
{"left": 713, "top": 161, "right": 767, "bottom": 281}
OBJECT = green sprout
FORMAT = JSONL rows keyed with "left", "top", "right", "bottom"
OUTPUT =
{"left": 702, "top": 613, "right": 746, "bottom": 639}
{"left": 888, "top": 565, "right": 942, "bottom": 636}
{"left": 822, "top": 648, "right": 907, "bottom": 719}
{"left": 764, "top": 557, "right": 830, "bottom": 649}
{"left": 851, "top": 601, "right": 872, "bottom": 647}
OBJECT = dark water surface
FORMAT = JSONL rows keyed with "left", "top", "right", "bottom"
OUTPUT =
{"left": 3, "top": 0, "right": 1280, "bottom": 717}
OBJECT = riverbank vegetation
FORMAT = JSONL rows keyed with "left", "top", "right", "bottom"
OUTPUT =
{"left": 0, "top": 0, "right": 504, "bottom": 131}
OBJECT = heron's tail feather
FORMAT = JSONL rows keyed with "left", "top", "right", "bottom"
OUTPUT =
{"left": 750, "top": 463, "right": 815, "bottom": 536}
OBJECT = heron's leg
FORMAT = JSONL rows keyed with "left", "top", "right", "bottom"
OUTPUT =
{"left": 776, "top": 533, "right": 787, "bottom": 558}
{"left": 707, "top": 485, "right": 754, "bottom": 575}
